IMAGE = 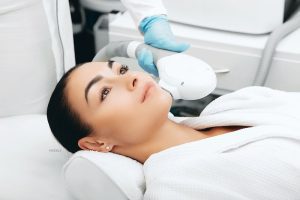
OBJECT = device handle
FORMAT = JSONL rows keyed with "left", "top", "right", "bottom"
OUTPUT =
{"left": 127, "top": 41, "right": 175, "bottom": 64}
{"left": 92, "top": 40, "right": 176, "bottom": 65}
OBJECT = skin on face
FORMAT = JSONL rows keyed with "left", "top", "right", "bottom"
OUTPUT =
{"left": 65, "top": 62, "right": 172, "bottom": 152}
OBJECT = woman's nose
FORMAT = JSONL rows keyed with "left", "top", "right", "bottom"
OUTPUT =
{"left": 118, "top": 73, "right": 138, "bottom": 91}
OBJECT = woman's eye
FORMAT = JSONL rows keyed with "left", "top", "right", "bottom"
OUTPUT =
{"left": 100, "top": 88, "right": 111, "bottom": 101}
{"left": 119, "top": 65, "right": 129, "bottom": 75}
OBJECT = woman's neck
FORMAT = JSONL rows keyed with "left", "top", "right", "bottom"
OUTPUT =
{"left": 114, "top": 119, "right": 209, "bottom": 164}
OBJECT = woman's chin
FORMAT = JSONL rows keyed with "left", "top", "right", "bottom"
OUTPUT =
{"left": 161, "top": 88, "right": 173, "bottom": 106}
{"left": 141, "top": 85, "right": 173, "bottom": 118}
{"left": 156, "top": 88, "right": 173, "bottom": 112}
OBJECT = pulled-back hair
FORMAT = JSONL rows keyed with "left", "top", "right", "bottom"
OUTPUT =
{"left": 47, "top": 63, "right": 92, "bottom": 153}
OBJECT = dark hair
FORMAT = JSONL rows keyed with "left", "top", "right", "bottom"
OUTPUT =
{"left": 47, "top": 63, "right": 92, "bottom": 153}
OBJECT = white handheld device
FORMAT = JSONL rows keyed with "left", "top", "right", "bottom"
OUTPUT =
{"left": 93, "top": 41, "right": 217, "bottom": 100}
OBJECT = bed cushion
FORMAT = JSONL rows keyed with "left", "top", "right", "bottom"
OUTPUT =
{"left": 0, "top": 114, "right": 73, "bottom": 200}
{"left": 63, "top": 150, "right": 145, "bottom": 200}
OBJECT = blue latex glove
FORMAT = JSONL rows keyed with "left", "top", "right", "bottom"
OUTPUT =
{"left": 137, "top": 48, "right": 158, "bottom": 77}
{"left": 137, "top": 15, "right": 190, "bottom": 76}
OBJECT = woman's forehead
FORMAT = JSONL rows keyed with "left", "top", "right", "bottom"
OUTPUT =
{"left": 74, "top": 62, "right": 109, "bottom": 76}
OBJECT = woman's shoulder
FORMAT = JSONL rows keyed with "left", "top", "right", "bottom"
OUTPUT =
{"left": 202, "top": 86, "right": 300, "bottom": 115}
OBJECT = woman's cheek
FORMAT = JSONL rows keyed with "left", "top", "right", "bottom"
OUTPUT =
{"left": 110, "top": 91, "right": 136, "bottom": 109}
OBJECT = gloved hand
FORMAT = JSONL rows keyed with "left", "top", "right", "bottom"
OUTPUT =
{"left": 137, "top": 15, "right": 190, "bottom": 76}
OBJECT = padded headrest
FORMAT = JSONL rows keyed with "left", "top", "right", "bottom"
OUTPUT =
{"left": 63, "top": 151, "right": 145, "bottom": 200}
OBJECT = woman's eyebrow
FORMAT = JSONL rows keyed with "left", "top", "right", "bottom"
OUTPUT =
{"left": 108, "top": 60, "right": 115, "bottom": 69}
{"left": 85, "top": 75, "right": 103, "bottom": 104}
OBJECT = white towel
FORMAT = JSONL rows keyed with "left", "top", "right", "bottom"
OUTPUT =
{"left": 143, "top": 86, "right": 300, "bottom": 200}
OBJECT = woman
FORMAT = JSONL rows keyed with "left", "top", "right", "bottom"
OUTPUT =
{"left": 47, "top": 61, "right": 300, "bottom": 199}
{"left": 47, "top": 61, "right": 245, "bottom": 161}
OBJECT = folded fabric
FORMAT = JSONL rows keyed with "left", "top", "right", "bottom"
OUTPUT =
{"left": 175, "top": 86, "right": 300, "bottom": 129}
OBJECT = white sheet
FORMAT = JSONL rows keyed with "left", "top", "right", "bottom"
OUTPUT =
{"left": 144, "top": 86, "right": 300, "bottom": 200}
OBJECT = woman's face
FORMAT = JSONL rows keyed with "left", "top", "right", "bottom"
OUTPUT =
{"left": 66, "top": 61, "right": 172, "bottom": 151}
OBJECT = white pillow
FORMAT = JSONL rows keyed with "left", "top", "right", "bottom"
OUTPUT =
{"left": 0, "top": 114, "right": 73, "bottom": 200}
{"left": 63, "top": 151, "right": 145, "bottom": 200}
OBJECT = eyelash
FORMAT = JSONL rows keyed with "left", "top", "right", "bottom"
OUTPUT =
{"left": 100, "top": 88, "right": 111, "bottom": 101}
{"left": 100, "top": 65, "right": 129, "bottom": 101}
{"left": 119, "top": 65, "right": 129, "bottom": 75}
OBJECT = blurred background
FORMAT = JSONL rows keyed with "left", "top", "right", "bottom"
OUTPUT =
{"left": 69, "top": 0, "right": 125, "bottom": 63}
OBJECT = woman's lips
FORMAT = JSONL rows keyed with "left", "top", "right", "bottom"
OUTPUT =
{"left": 141, "top": 82, "right": 155, "bottom": 103}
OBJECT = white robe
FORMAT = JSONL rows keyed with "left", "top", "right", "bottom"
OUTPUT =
{"left": 143, "top": 86, "right": 300, "bottom": 200}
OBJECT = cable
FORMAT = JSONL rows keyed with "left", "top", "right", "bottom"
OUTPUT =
{"left": 55, "top": 0, "right": 66, "bottom": 80}
{"left": 253, "top": 3, "right": 300, "bottom": 86}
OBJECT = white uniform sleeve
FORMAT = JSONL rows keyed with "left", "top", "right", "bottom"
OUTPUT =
{"left": 120, "top": 0, "right": 167, "bottom": 26}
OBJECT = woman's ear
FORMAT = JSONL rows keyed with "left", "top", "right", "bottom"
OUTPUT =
{"left": 78, "top": 137, "right": 114, "bottom": 152}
